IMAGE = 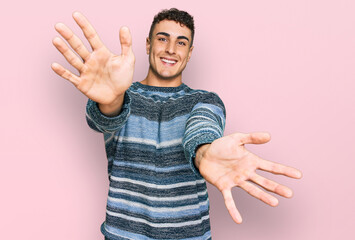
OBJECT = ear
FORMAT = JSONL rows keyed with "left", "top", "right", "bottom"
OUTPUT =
{"left": 146, "top": 37, "right": 151, "bottom": 54}
{"left": 187, "top": 46, "right": 194, "bottom": 62}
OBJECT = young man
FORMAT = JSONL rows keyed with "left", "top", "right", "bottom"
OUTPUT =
{"left": 52, "top": 8, "right": 302, "bottom": 240}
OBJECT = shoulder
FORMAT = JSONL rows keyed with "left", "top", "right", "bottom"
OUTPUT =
{"left": 184, "top": 85, "right": 226, "bottom": 117}
{"left": 187, "top": 87, "right": 225, "bottom": 108}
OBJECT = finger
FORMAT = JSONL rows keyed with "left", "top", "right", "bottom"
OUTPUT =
{"left": 231, "top": 132, "right": 271, "bottom": 145}
{"left": 249, "top": 172, "right": 293, "bottom": 198}
{"left": 72, "top": 11, "right": 104, "bottom": 51}
{"left": 221, "top": 189, "right": 243, "bottom": 224}
{"left": 238, "top": 181, "right": 279, "bottom": 207}
{"left": 54, "top": 23, "right": 90, "bottom": 61}
{"left": 52, "top": 37, "right": 85, "bottom": 72}
{"left": 119, "top": 26, "right": 133, "bottom": 56}
{"left": 51, "top": 62, "right": 80, "bottom": 86}
{"left": 258, "top": 159, "right": 303, "bottom": 179}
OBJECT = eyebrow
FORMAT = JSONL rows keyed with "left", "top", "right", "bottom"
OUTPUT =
{"left": 156, "top": 32, "right": 189, "bottom": 41}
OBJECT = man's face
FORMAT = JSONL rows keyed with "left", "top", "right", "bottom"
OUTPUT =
{"left": 146, "top": 20, "right": 194, "bottom": 80}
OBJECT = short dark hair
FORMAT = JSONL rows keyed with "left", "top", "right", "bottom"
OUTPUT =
{"left": 148, "top": 8, "right": 195, "bottom": 46}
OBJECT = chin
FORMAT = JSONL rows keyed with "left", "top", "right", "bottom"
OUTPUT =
{"left": 150, "top": 66, "right": 181, "bottom": 80}
{"left": 157, "top": 67, "right": 186, "bottom": 80}
{"left": 159, "top": 72, "right": 182, "bottom": 80}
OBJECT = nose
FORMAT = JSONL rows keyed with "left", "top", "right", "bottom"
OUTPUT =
{"left": 165, "top": 41, "right": 176, "bottom": 55}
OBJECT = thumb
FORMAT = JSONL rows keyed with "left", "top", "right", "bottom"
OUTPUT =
{"left": 119, "top": 26, "right": 132, "bottom": 56}
{"left": 231, "top": 132, "right": 271, "bottom": 145}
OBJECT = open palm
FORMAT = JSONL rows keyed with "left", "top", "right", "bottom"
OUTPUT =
{"left": 52, "top": 12, "right": 135, "bottom": 105}
{"left": 199, "top": 132, "right": 302, "bottom": 224}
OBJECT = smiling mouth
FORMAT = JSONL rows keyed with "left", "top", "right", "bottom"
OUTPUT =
{"left": 161, "top": 57, "right": 177, "bottom": 65}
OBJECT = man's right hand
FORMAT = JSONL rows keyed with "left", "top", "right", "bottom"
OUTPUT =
{"left": 51, "top": 12, "right": 135, "bottom": 116}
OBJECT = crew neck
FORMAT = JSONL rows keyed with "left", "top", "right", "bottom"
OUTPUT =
{"left": 134, "top": 81, "right": 187, "bottom": 93}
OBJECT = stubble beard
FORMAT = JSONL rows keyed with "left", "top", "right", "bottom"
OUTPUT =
{"left": 148, "top": 49, "right": 188, "bottom": 81}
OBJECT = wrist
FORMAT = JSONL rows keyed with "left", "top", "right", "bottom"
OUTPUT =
{"left": 194, "top": 144, "right": 211, "bottom": 169}
{"left": 98, "top": 93, "right": 125, "bottom": 117}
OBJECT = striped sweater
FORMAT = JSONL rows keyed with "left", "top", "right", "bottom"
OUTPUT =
{"left": 86, "top": 81, "right": 226, "bottom": 240}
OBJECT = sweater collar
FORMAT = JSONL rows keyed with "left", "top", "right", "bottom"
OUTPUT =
{"left": 134, "top": 81, "right": 187, "bottom": 93}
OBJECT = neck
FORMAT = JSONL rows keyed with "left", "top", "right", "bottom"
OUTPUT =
{"left": 141, "top": 68, "right": 182, "bottom": 87}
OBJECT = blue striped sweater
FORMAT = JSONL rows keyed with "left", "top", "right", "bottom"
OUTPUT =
{"left": 86, "top": 81, "right": 226, "bottom": 240}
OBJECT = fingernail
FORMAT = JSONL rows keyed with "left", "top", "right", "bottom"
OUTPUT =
{"left": 286, "top": 190, "right": 293, "bottom": 198}
{"left": 271, "top": 198, "right": 279, "bottom": 206}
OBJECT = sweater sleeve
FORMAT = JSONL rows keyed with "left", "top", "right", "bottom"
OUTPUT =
{"left": 85, "top": 91, "right": 131, "bottom": 133}
{"left": 182, "top": 92, "right": 226, "bottom": 178}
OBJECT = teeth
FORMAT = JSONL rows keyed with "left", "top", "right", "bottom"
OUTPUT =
{"left": 161, "top": 58, "right": 177, "bottom": 64}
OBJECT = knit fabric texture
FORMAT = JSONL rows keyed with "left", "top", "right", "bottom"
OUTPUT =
{"left": 86, "top": 81, "right": 226, "bottom": 240}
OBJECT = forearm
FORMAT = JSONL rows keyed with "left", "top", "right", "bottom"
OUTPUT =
{"left": 98, "top": 93, "right": 125, "bottom": 117}
{"left": 194, "top": 144, "right": 211, "bottom": 169}
{"left": 86, "top": 91, "right": 131, "bottom": 133}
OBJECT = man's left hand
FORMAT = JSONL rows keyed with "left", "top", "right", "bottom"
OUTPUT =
{"left": 195, "top": 132, "right": 302, "bottom": 224}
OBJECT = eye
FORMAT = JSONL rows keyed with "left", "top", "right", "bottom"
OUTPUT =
{"left": 158, "top": 37, "right": 167, "bottom": 42}
{"left": 178, "top": 41, "right": 186, "bottom": 46}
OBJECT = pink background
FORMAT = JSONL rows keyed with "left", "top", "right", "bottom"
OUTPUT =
{"left": 1, "top": 0, "right": 354, "bottom": 239}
